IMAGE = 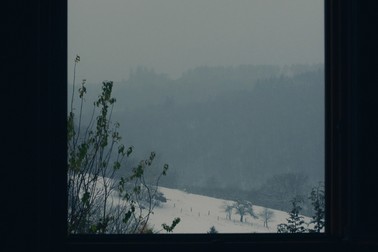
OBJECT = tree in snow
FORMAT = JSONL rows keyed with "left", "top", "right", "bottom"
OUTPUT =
{"left": 308, "top": 182, "right": 325, "bottom": 233}
{"left": 233, "top": 200, "right": 258, "bottom": 223}
{"left": 223, "top": 203, "right": 234, "bottom": 220}
{"left": 277, "top": 196, "right": 307, "bottom": 233}
{"left": 258, "top": 207, "right": 274, "bottom": 229}
{"left": 207, "top": 226, "right": 218, "bottom": 234}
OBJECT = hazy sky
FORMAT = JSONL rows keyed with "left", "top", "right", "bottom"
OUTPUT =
{"left": 68, "top": 0, "right": 324, "bottom": 82}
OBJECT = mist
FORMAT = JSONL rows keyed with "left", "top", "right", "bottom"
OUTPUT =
{"left": 68, "top": 0, "right": 324, "bottom": 213}
{"left": 68, "top": 0, "right": 323, "bottom": 82}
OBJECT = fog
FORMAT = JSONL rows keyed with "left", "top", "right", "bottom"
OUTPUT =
{"left": 68, "top": 0, "right": 324, "bottom": 212}
{"left": 68, "top": 0, "right": 323, "bottom": 82}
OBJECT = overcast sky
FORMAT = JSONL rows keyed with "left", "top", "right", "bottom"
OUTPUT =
{"left": 68, "top": 0, "right": 324, "bottom": 83}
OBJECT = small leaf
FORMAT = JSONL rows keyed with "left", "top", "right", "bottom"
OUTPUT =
{"left": 122, "top": 209, "right": 133, "bottom": 224}
{"left": 113, "top": 161, "right": 121, "bottom": 170}
{"left": 127, "top": 146, "right": 133, "bottom": 157}
{"left": 163, "top": 164, "right": 169, "bottom": 175}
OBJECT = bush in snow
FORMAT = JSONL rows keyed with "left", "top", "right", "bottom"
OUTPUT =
{"left": 67, "top": 55, "right": 177, "bottom": 234}
{"left": 207, "top": 226, "right": 218, "bottom": 234}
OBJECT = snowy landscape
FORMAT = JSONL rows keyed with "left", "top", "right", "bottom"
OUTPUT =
{"left": 146, "top": 186, "right": 312, "bottom": 234}
{"left": 67, "top": 0, "right": 324, "bottom": 235}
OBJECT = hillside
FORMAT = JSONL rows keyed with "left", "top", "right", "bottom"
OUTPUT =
{"left": 147, "top": 186, "right": 312, "bottom": 233}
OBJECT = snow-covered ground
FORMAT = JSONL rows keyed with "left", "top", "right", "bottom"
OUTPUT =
{"left": 147, "top": 186, "right": 312, "bottom": 234}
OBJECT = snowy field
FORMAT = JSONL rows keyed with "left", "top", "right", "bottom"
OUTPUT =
{"left": 147, "top": 187, "right": 312, "bottom": 234}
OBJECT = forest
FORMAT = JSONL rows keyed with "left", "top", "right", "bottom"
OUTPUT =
{"left": 70, "top": 63, "right": 324, "bottom": 215}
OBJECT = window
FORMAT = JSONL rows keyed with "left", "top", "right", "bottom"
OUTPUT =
{"left": 67, "top": 0, "right": 325, "bottom": 235}
{"left": 24, "top": 0, "right": 378, "bottom": 250}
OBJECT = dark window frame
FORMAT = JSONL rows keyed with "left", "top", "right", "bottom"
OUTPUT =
{"left": 13, "top": 0, "right": 377, "bottom": 251}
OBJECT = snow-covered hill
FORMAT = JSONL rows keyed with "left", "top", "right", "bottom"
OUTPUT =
{"left": 147, "top": 187, "right": 312, "bottom": 234}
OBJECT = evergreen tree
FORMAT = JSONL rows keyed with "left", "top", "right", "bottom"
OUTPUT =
{"left": 308, "top": 183, "right": 325, "bottom": 232}
{"left": 207, "top": 226, "right": 218, "bottom": 234}
{"left": 277, "top": 197, "right": 307, "bottom": 233}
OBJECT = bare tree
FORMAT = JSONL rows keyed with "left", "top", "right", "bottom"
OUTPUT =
{"left": 223, "top": 203, "right": 234, "bottom": 220}
{"left": 258, "top": 207, "right": 274, "bottom": 229}
{"left": 233, "top": 200, "right": 258, "bottom": 223}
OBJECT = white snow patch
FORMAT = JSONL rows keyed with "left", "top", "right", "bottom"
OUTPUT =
{"left": 147, "top": 187, "right": 312, "bottom": 234}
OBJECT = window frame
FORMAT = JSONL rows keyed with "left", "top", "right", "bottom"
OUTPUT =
{"left": 30, "top": 0, "right": 378, "bottom": 250}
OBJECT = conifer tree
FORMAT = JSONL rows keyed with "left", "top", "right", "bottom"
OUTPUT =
{"left": 308, "top": 183, "right": 325, "bottom": 232}
{"left": 207, "top": 226, "right": 218, "bottom": 234}
{"left": 277, "top": 197, "right": 307, "bottom": 233}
